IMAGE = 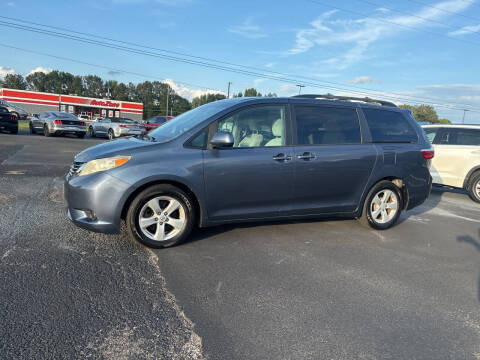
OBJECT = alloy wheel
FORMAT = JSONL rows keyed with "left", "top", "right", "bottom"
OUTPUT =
{"left": 138, "top": 196, "right": 186, "bottom": 241}
{"left": 370, "top": 189, "right": 399, "bottom": 224}
{"left": 475, "top": 179, "right": 480, "bottom": 199}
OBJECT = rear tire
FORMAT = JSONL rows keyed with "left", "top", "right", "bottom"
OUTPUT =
{"left": 359, "top": 180, "right": 402, "bottom": 230}
{"left": 126, "top": 184, "right": 195, "bottom": 248}
{"left": 10, "top": 128, "right": 18, "bottom": 135}
{"left": 88, "top": 126, "right": 95, "bottom": 137}
{"left": 43, "top": 124, "right": 51, "bottom": 137}
{"left": 76, "top": 133, "right": 85, "bottom": 138}
{"left": 29, "top": 122, "right": 36, "bottom": 134}
{"left": 467, "top": 172, "right": 480, "bottom": 203}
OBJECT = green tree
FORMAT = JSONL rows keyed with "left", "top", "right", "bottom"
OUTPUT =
{"left": 438, "top": 118, "right": 451, "bottom": 124}
{"left": 83, "top": 75, "right": 104, "bottom": 98}
{"left": 26, "top": 71, "right": 48, "bottom": 92}
{"left": 191, "top": 93, "right": 226, "bottom": 108}
{"left": 233, "top": 92, "right": 243, "bottom": 98}
{"left": 3, "top": 74, "right": 27, "bottom": 90}
{"left": 243, "top": 88, "right": 262, "bottom": 97}
{"left": 264, "top": 92, "right": 277, "bottom": 97}
{"left": 399, "top": 104, "right": 439, "bottom": 123}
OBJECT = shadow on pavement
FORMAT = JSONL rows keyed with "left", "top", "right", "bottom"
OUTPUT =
{"left": 457, "top": 229, "right": 480, "bottom": 303}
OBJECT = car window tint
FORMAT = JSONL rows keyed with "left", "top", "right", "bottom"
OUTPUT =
{"left": 295, "top": 106, "right": 360, "bottom": 145}
{"left": 217, "top": 105, "right": 285, "bottom": 148}
{"left": 187, "top": 130, "right": 208, "bottom": 148}
{"left": 437, "top": 129, "right": 454, "bottom": 144}
{"left": 0, "top": 106, "right": 8, "bottom": 113}
{"left": 452, "top": 129, "right": 480, "bottom": 145}
{"left": 363, "top": 109, "right": 418, "bottom": 143}
{"left": 423, "top": 127, "right": 439, "bottom": 143}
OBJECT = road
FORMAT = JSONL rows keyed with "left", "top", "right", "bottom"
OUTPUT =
{"left": 1, "top": 132, "right": 480, "bottom": 359}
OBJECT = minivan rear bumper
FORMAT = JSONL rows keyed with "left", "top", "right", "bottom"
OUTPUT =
{"left": 405, "top": 173, "right": 432, "bottom": 210}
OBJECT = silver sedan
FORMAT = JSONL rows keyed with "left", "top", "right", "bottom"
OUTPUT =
{"left": 30, "top": 111, "right": 87, "bottom": 138}
{"left": 87, "top": 117, "right": 143, "bottom": 140}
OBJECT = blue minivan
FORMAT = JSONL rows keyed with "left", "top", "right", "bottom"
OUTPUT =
{"left": 65, "top": 95, "right": 433, "bottom": 248}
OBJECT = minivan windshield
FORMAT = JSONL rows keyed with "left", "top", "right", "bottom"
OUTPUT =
{"left": 147, "top": 100, "right": 231, "bottom": 142}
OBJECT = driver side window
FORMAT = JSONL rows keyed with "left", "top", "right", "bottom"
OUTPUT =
{"left": 217, "top": 105, "right": 285, "bottom": 148}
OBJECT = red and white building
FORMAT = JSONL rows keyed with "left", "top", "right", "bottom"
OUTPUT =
{"left": 0, "top": 88, "right": 143, "bottom": 121}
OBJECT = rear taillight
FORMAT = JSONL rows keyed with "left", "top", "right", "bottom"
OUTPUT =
{"left": 119, "top": 124, "right": 130, "bottom": 128}
{"left": 421, "top": 149, "right": 434, "bottom": 159}
{"left": 79, "top": 121, "right": 86, "bottom": 126}
{"left": 9, "top": 115, "right": 16, "bottom": 121}
{"left": 54, "top": 120, "right": 62, "bottom": 124}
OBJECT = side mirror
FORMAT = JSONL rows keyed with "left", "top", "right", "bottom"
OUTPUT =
{"left": 210, "top": 131, "right": 234, "bottom": 148}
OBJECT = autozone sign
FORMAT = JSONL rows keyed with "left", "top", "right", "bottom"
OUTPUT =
{"left": 90, "top": 99, "right": 120, "bottom": 108}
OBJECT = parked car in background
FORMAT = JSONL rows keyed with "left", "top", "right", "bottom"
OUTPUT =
{"left": 0, "top": 99, "right": 29, "bottom": 119}
{"left": 65, "top": 95, "right": 433, "bottom": 249}
{"left": 78, "top": 114, "right": 91, "bottom": 123}
{"left": 140, "top": 115, "right": 174, "bottom": 133}
{"left": 87, "top": 117, "right": 143, "bottom": 140}
{"left": 30, "top": 111, "right": 86, "bottom": 138}
{"left": 422, "top": 124, "right": 480, "bottom": 203}
{"left": 0, "top": 105, "right": 18, "bottom": 134}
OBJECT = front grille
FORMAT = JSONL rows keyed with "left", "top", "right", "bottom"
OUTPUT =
{"left": 68, "top": 161, "right": 84, "bottom": 178}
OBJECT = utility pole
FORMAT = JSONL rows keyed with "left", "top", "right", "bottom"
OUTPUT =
{"left": 296, "top": 84, "right": 305, "bottom": 94}
{"left": 462, "top": 109, "right": 469, "bottom": 124}
{"left": 227, "top": 82, "right": 232, "bottom": 98}
{"left": 166, "top": 87, "right": 169, "bottom": 117}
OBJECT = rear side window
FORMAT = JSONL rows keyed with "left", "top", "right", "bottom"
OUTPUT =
{"left": 453, "top": 129, "right": 480, "bottom": 146}
{"left": 295, "top": 106, "right": 361, "bottom": 145}
{"left": 363, "top": 109, "right": 418, "bottom": 143}
{"left": 0, "top": 106, "right": 8, "bottom": 113}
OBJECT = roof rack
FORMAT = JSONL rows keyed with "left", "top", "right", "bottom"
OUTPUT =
{"left": 292, "top": 94, "right": 397, "bottom": 107}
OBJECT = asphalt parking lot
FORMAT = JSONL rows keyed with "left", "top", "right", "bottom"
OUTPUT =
{"left": 1, "top": 131, "right": 480, "bottom": 359}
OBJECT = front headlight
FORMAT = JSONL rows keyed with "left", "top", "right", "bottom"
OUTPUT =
{"left": 78, "top": 156, "right": 131, "bottom": 176}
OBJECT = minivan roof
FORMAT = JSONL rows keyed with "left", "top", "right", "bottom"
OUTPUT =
{"left": 214, "top": 96, "right": 406, "bottom": 112}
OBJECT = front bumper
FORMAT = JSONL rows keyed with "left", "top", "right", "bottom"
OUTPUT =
{"left": 64, "top": 172, "right": 132, "bottom": 234}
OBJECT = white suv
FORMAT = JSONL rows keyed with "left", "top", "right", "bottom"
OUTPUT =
{"left": 422, "top": 124, "right": 480, "bottom": 203}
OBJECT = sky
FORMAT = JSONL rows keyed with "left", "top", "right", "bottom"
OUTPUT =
{"left": 0, "top": 0, "right": 479, "bottom": 123}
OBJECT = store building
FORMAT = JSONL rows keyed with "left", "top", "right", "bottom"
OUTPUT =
{"left": 0, "top": 88, "right": 143, "bottom": 121}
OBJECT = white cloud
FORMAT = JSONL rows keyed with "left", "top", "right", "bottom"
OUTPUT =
{"left": 0, "top": 66, "right": 15, "bottom": 79}
{"left": 164, "top": 79, "right": 225, "bottom": 101}
{"left": 286, "top": 0, "right": 474, "bottom": 69}
{"left": 27, "top": 66, "right": 52, "bottom": 76}
{"left": 346, "top": 76, "right": 380, "bottom": 84}
{"left": 448, "top": 23, "right": 480, "bottom": 36}
{"left": 265, "top": 62, "right": 276, "bottom": 68}
{"left": 7, "top": 1, "right": 14, "bottom": 6}
{"left": 253, "top": 78, "right": 266, "bottom": 86}
{"left": 229, "top": 18, "right": 268, "bottom": 39}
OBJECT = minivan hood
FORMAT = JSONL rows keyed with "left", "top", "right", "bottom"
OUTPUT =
{"left": 75, "top": 137, "right": 155, "bottom": 162}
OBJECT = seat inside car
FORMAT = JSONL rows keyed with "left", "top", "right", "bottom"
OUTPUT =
{"left": 238, "top": 118, "right": 264, "bottom": 147}
{"left": 265, "top": 118, "right": 283, "bottom": 146}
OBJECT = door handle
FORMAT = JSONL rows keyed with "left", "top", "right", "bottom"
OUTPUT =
{"left": 273, "top": 153, "right": 292, "bottom": 162}
{"left": 297, "top": 152, "right": 315, "bottom": 160}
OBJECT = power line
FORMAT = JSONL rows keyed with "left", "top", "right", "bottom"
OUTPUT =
{"left": 350, "top": 0, "right": 480, "bottom": 36}
{"left": 0, "top": 42, "right": 222, "bottom": 93}
{"left": 1, "top": 16, "right": 479, "bottom": 110}
{"left": 1, "top": 21, "right": 480, "bottom": 113}
{"left": 304, "top": 0, "right": 480, "bottom": 47}
{"left": 405, "top": 0, "right": 480, "bottom": 22}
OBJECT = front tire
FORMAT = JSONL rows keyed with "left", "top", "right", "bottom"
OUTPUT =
{"left": 108, "top": 129, "right": 115, "bottom": 140}
{"left": 467, "top": 172, "right": 480, "bottom": 203}
{"left": 29, "top": 122, "right": 36, "bottom": 134}
{"left": 88, "top": 126, "right": 95, "bottom": 137}
{"left": 126, "top": 184, "right": 195, "bottom": 248}
{"left": 359, "top": 180, "right": 402, "bottom": 230}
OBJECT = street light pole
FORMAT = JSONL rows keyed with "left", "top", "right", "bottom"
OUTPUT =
{"left": 462, "top": 109, "right": 469, "bottom": 124}
{"left": 166, "top": 87, "right": 169, "bottom": 117}
{"left": 296, "top": 84, "right": 305, "bottom": 94}
{"left": 227, "top": 82, "right": 232, "bottom": 98}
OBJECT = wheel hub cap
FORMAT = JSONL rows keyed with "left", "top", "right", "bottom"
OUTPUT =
{"left": 138, "top": 196, "right": 186, "bottom": 241}
{"left": 370, "top": 189, "right": 398, "bottom": 224}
